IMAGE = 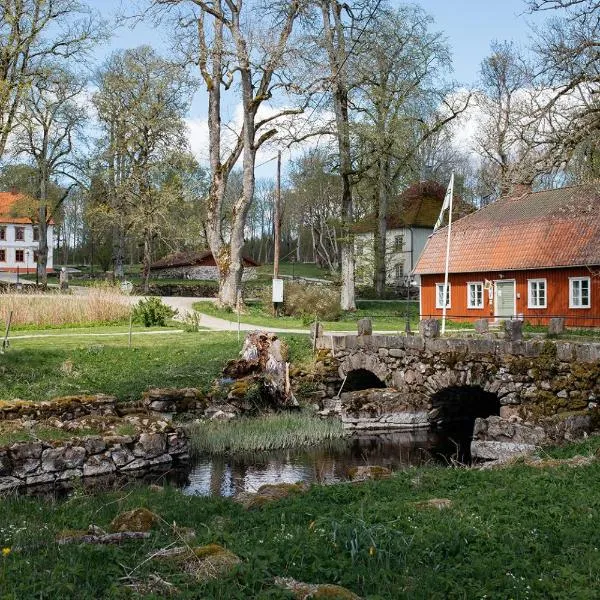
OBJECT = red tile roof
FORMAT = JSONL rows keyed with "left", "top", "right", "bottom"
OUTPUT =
{"left": 413, "top": 184, "right": 600, "bottom": 275}
{"left": 0, "top": 192, "right": 34, "bottom": 224}
{"left": 0, "top": 191, "right": 55, "bottom": 225}
{"left": 354, "top": 180, "right": 472, "bottom": 233}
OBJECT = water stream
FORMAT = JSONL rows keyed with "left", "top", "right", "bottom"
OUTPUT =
{"left": 182, "top": 429, "right": 467, "bottom": 497}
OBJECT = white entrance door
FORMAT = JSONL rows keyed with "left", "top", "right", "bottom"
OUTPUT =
{"left": 495, "top": 280, "right": 515, "bottom": 319}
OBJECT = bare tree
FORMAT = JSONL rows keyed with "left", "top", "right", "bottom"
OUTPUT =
{"left": 149, "top": 0, "right": 304, "bottom": 308}
{"left": 0, "top": 0, "right": 101, "bottom": 161}
{"left": 12, "top": 67, "right": 87, "bottom": 286}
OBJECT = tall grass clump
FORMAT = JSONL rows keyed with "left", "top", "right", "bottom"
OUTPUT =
{"left": 0, "top": 286, "right": 131, "bottom": 327}
{"left": 188, "top": 412, "right": 346, "bottom": 455}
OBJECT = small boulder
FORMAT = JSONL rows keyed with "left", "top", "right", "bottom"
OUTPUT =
{"left": 413, "top": 498, "right": 453, "bottom": 510}
{"left": 235, "top": 482, "right": 308, "bottom": 509}
{"left": 109, "top": 507, "right": 159, "bottom": 533}
{"left": 154, "top": 544, "right": 240, "bottom": 581}
{"left": 275, "top": 577, "right": 361, "bottom": 599}
{"left": 348, "top": 465, "right": 392, "bottom": 482}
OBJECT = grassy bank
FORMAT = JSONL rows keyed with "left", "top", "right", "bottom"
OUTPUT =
{"left": 1, "top": 443, "right": 600, "bottom": 598}
{"left": 0, "top": 330, "right": 311, "bottom": 402}
{"left": 188, "top": 412, "right": 347, "bottom": 455}
{"left": 194, "top": 299, "right": 420, "bottom": 331}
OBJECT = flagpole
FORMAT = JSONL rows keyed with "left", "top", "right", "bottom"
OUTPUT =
{"left": 441, "top": 173, "right": 454, "bottom": 335}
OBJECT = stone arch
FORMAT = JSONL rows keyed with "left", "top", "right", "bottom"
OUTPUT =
{"left": 342, "top": 369, "right": 386, "bottom": 393}
{"left": 339, "top": 352, "right": 392, "bottom": 386}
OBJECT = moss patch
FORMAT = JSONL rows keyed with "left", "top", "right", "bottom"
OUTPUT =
{"left": 109, "top": 508, "right": 159, "bottom": 533}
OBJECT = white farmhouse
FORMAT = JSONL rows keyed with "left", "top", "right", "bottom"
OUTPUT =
{"left": 353, "top": 181, "right": 454, "bottom": 287}
{"left": 0, "top": 192, "right": 54, "bottom": 274}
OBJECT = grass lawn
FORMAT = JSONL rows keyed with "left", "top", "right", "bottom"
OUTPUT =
{"left": 193, "top": 299, "right": 421, "bottom": 332}
{"left": 1, "top": 442, "right": 600, "bottom": 598}
{"left": 0, "top": 329, "right": 312, "bottom": 402}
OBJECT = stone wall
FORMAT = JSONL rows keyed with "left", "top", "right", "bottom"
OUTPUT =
{"left": 0, "top": 429, "right": 188, "bottom": 492}
{"left": 315, "top": 334, "right": 600, "bottom": 459}
{"left": 151, "top": 266, "right": 257, "bottom": 281}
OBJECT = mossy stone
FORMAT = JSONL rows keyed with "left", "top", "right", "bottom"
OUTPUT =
{"left": 109, "top": 507, "right": 159, "bottom": 533}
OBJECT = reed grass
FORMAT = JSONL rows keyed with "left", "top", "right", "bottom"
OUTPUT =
{"left": 0, "top": 286, "right": 130, "bottom": 327}
{"left": 188, "top": 412, "right": 347, "bottom": 455}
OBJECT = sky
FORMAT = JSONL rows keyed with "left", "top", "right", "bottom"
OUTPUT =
{"left": 93, "top": 0, "right": 548, "bottom": 174}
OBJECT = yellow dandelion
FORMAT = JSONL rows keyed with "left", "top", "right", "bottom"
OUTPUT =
{"left": 308, "top": 521, "right": 316, "bottom": 530}
{"left": 369, "top": 546, "right": 376, "bottom": 556}
{"left": 2, "top": 547, "right": 11, "bottom": 557}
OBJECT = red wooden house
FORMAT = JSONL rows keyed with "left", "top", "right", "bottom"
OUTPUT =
{"left": 413, "top": 184, "right": 600, "bottom": 327}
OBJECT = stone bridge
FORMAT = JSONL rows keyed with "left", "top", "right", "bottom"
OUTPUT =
{"left": 315, "top": 334, "right": 600, "bottom": 460}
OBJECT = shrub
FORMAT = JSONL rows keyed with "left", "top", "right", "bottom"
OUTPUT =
{"left": 283, "top": 282, "right": 341, "bottom": 322}
{"left": 132, "top": 297, "right": 177, "bottom": 327}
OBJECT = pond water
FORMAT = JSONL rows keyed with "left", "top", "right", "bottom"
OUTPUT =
{"left": 182, "top": 429, "right": 467, "bottom": 497}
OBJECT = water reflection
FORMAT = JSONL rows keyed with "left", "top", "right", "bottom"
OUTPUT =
{"left": 183, "top": 430, "right": 464, "bottom": 497}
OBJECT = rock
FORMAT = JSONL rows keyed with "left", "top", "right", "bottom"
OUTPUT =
{"left": 474, "top": 319, "right": 489, "bottom": 334}
{"left": 471, "top": 440, "right": 536, "bottom": 461}
{"left": 274, "top": 577, "right": 361, "bottom": 600}
{"left": 110, "top": 447, "right": 136, "bottom": 468}
{"left": 41, "top": 446, "right": 86, "bottom": 472}
{"left": 419, "top": 319, "right": 440, "bottom": 339}
{"left": 134, "top": 433, "right": 166, "bottom": 459}
{"left": 357, "top": 319, "right": 372, "bottom": 336}
{"left": 413, "top": 498, "right": 452, "bottom": 510}
{"left": 310, "top": 322, "right": 324, "bottom": 339}
{"left": 504, "top": 319, "right": 523, "bottom": 342}
{"left": 26, "top": 472, "right": 56, "bottom": 486}
{"left": 0, "top": 476, "right": 22, "bottom": 491}
{"left": 83, "top": 455, "right": 116, "bottom": 477}
{"left": 348, "top": 465, "right": 392, "bottom": 481}
{"left": 548, "top": 318, "right": 565, "bottom": 336}
{"left": 84, "top": 437, "right": 107, "bottom": 455}
{"left": 9, "top": 441, "right": 43, "bottom": 462}
{"left": 110, "top": 508, "right": 159, "bottom": 533}
{"left": 154, "top": 544, "right": 241, "bottom": 581}
{"left": 235, "top": 482, "right": 309, "bottom": 509}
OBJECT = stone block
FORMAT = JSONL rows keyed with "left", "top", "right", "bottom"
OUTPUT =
{"left": 134, "top": 433, "right": 167, "bottom": 459}
{"left": 419, "top": 319, "right": 440, "bottom": 339}
{"left": 504, "top": 320, "right": 523, "bottom": 342}
{"left": 357, "top": 319, "right": 372, "bottom": 336}
{"left": 310, "top": 322, "right": 323, "bottom": 339}
{"left": 548, "top": 318, "right": 565, "bottom": 336}
{"left": 474, "top": 319, "right": 489, "bottom": 334}
{"left": 84, "top": 437, "right": 107, "bottom": 455}
{"left": 83, "top": 455, "right": 116, "bottom": 477}
{"left": 0, "top": 476, "right": 22, "bottom": 491}
{"left": 9, "top": 441, "right": 43, "bottom": 462}
{"left": 470, "top": 440, "right": 536, "bottom": 461}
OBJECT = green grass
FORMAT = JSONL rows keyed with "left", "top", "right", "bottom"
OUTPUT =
{"left": 1, "top": 448, "right": 600, "bottom": 598}
{"left": 194, "top": 299, "right": 420, "bottom": 331}
{"left": 188, "top": 412, "right": 347, "bottom": 455}
{"left": 0, "top": 330, "right": 310, "bottom": 403}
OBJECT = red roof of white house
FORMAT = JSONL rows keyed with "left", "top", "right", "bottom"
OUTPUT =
{"left": 0, "top": 191, "right": 55, "bottom": 225}
{"left": 413, "top": 184, "right": 600, "bottom": 275}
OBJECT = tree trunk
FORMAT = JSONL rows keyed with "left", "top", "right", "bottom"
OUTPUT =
{"left": 142, "top": 227, "right": 152, "bottom": 293}
{"left": 374, "top": 159, "right": 390, "bottom": 297}
{"left": 37, "top": 168, "right": 49, "bottom": 288}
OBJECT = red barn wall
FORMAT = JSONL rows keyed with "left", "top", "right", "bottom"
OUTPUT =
{"left": 420, "top": 267, "right": 600, "bottom": 327}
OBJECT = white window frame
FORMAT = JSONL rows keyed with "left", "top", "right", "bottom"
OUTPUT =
{"left": 528, "top": 278, "right": 547, "bottom": 309}
{"left": 394, "top": 234, "right": 404, "bottom": 252}
{"left": 467, "top": 281, "right": 484, "bottom": 309}
{"left": 395, "top": 262, "right": 404, "bottom": 280}
{"left": 569, "top": 276, "right": 591, "bottom": 309}
{"left": 435, "top": 282, "right": 451, "bottom": 309}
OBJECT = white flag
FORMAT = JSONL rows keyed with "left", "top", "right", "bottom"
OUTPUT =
{"left": 433, "top": 173, "right": 454, "bottom": 232}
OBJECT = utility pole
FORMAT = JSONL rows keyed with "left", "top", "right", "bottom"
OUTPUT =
{"left": 273, "top": 150, "right": 282, "bottom": 279}
{"left": 272, "top": 151, "right": 282, "bottom": 316}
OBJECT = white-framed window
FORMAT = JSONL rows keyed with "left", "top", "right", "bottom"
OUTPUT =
{"left": 395, "top": 262, "right": 404, "bottom": 280}
{"left": 467, "top": 282, "right": 484, "bottom": 309}
{"left": 15, "top": 249, "right": 24, "bottom": 262}
{"left": 435, "top": 282, "right": 451, "bottom": 309}
{"left": 15, "top": 227, "right": 24, "bottom": 241}
{"left": 570, "top": 277, "right": 591, "bottom": 308}
{"left": 394, "top": 234, "right": 404, "bottom": 251}
{"left": 528, "top": 278, "right": 547, "bottom": 308}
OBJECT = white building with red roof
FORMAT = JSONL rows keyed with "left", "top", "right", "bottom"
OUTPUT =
{"left": 0, "top": 191, "right": 54, "bottom": 274}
